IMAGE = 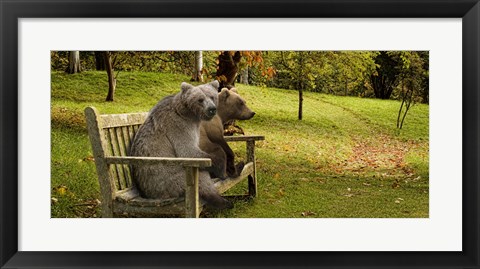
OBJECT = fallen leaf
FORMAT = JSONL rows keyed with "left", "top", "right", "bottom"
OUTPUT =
{"left": 301, "top": 211, "right": 316, "bottom": 217}
{"left": 55, "top": 186, "right": 68, "bottom": 195}
{"left": 83, "top": 156, "right": 95, "bottom": 162}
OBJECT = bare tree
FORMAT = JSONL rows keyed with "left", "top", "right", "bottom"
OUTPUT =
{"left": 66, "top": 51, "right": 81, "bottom": 74}
{"left": 239, "top": 66, "right": 249, "bottom": 85}
{"left": 104, "top": 52, "right": 116, "bottom": 102}
{"left": 192, "top": 51, "right": 204, "bottom": 82}
{"left": 279, "top": 51, "right": 311, "bottom": 120}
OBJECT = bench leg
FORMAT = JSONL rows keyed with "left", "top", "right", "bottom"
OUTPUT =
{"left": 246, "top": 140, "right": 257, "bottom": 198}
{"left": 185, "top": 166, "right": 200, "bottom": 218}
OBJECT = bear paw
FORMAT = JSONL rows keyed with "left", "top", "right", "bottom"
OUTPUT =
{"left": 203, "top": 195, "right": 234, "bottom": 210}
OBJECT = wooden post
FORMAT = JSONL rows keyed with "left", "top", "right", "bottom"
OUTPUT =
{"left": 185, "top": 166, "right": 200, "bottom": 218}
{"left": 246, "top": 140, "right": 257, "bottom": 197}
{"left": 84, "top": 107, "right": 115, "bottom": 217}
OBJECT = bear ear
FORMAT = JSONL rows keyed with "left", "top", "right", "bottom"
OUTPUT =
{"left": 181, "top": 82, "right": 194, "bottom": 93}
{"left": 230, "top": 87, "right": 238, "bottom": 93}
{"left": 220, "top": 88, "right": 230, "bottom": 98}
{"left": 209, "top": 80, "right": 220, "bottom": 90}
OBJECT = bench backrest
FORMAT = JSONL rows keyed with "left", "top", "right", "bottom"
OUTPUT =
{"left": 85, "top": 107, "right": 148, "bottom": 194}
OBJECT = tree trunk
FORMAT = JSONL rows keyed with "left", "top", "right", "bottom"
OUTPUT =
{"left": 104, "top": 52, "right": 116, "bottom": 102}
{"left": 371, "top": 75, "right": 395, "bottom": 99}
{"left": 298, "top": 82, "right": 303, "bottom": 120}
{"left": 66, "top": 51, "right": 81, "bottom": 74}
{"left": 399, "top": 88, "right": 414, "bottom": 129}
{"left": 344, "top": 77, "right": 348, "bottom": 96}
{"left": 192, "top": 51, "right": 204, "bottom": 82}
{"left": 239, "top": 66, "right": 249, "bottom": 85}
{"left": 297, "top": 53, "right": 305, "bottom": 120}
{"left": 94, "top": 51, "right": 106, "bottom": 71}
{"left": 397, "top": 84, "right": 406, "bottom": 129}
{"left": 371, "top": 52, "right": 401, "bottom": 100}
{"left": 216, "top": 51, "right": 242, "bottom": 89}
{"left": 421, "top": 87, "right": 429, "bottom": 104}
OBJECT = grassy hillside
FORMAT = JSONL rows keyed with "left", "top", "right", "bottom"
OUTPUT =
{"left": 51, "top": 71, "right": 429, "bottom": 218}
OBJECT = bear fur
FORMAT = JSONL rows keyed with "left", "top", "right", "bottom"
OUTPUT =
{"left": 199, "top": 88, "right": 256, "bottom": 179}
{"left": 129, "top": 81, "right": 232, "bottom": 210}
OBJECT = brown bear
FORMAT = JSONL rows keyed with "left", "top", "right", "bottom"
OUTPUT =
{"left": 129, "top": 81, "right": 233, "bottom": 210}
{"left": 199, "top": 88, "right": 255, "bottom": 179}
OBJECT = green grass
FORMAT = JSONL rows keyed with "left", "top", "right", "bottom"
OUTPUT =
{"left": 51, "top": 71, "right": 429, "bottom": 218}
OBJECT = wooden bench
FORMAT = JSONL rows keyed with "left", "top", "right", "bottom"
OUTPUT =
{"left": 84, "top": 106, "right": 264, "bottom": 218}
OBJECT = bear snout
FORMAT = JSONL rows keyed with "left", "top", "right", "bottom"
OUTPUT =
{"left": 246, "top": 111, "right": 256, "bottom": 119}
{"left": 207, "top": 106, "right": 217, "bottom": 117}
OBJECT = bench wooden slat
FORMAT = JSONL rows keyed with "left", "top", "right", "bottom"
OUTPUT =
{"left": 115, "top": 187, "right": 182, "bottom": 206}
{"left": 105, "top": 156, "right": 212, "bottom": 168}
{"left": 115, "top": 187, "right": 140, "bottom": 201}
{"left": 127, "top": 125, "right": 136, "bottom": 147}
{"left": 114, "top": 188, "right": 196, "bottom": 217}
{"left": 100, "top": 112, "right": 148, "bottom": 128}
{"left": 214, "top": 162, "right": 254, "bottom": 193}
{"left": 121, "top": 126, "right": 133, "bottom": 187}
{"left": 108, "top": 128, "right": 127, "bottom": 189}
{"left": 224, "top": 135, "right": 265, "bottom": 142}
{"left": 115, "top": 127, "right": 132, "bottom": 188}
{"left": 120, "top": 126, "right": 131, "bottom": 151}
{"left": 113, "top": 201, "right": 186, "bottom": 217}
{"left": 132, "top": 124, "right": 140, "bottom": 134}
{"left": 102, "top": 129, "right": 120, "bottom": 190}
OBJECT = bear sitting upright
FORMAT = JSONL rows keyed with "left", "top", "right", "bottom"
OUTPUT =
{"left": 129, "top": 81, "right": 232, "bottom": 210}
{"left": 199, "top": 88, "right": 256, "bottom": 179}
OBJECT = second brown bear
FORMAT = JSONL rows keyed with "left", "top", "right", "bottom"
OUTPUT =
{"left": 199, "top": 88, "right": 255, "bottom": 179}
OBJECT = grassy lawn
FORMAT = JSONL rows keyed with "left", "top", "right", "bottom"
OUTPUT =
{"left": 51, "top": 71, "right": 429, "bottom": 218}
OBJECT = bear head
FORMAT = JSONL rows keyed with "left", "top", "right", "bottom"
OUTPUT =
{"left": 218, "top": 88, "right": 255, "bottom": 122}
{"left": 179, "top": 81, "right": 219, "bottom": 121}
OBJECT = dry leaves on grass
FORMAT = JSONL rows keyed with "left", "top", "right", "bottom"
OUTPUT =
{"left": 328, "top": 134, "right": 421, "bottom": 182}
{"left": 80, "top": 156, "right": 95, "bottom": 162}
{"left": 71, "top": 199, "right": 101, "bottom": 218}
{"left": 346, "top": 135, "right": 408, "bottom": 172}
{"left": 301, "top": 211, "right": 316, "bottom": 217}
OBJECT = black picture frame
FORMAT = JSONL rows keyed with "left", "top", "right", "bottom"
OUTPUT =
{"left": 1, "top": 0, "right": 479, "bottom": 268}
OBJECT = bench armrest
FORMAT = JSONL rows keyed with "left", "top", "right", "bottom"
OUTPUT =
{"left": 104, "top": 156, "right": 211, "bottom": 168}
{"left": 106, "top": 156, "right": 204, "bottom": 217}
{"left": 223, "top": 135, "right": 265, "bottom": 142}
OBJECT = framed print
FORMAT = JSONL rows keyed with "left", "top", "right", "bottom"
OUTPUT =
{"left": 1, "top": 0, "right": 479, "bottom": 268}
